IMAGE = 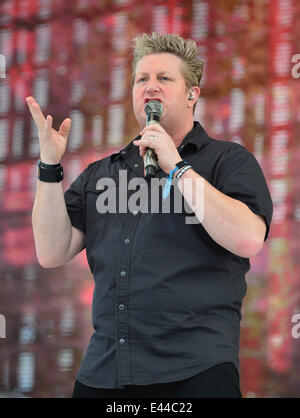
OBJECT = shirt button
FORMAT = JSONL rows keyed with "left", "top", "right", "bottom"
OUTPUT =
{"left": 120, "top": 271, "right": 126, "bottom": 277}
{"left": 124, "top": 238, "right": 130, "bottom": 244}
{"left": 132, "top": 210, "right": 138, "bottom": 216}
{"left": 134, "top": 163, "right": 139, "bottom": 168}
{"left": 119, "top": 338, "right": 126, "bottom": 344}
{"left": 119, "top": 304, "right": 125, "bottom": 310}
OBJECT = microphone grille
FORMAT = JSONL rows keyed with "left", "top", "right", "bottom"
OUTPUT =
{"left": 144, "top": 100, "right": 163, "bottom": 116}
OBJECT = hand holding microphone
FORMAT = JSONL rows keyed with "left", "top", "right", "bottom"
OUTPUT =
{"left": 143, "top": 100, "right": 163, "bottom": 179}
{"left": 133, "top": 101, "right": 182, "bottom": 178}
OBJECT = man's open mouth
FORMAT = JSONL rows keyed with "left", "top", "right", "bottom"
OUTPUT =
{"left": 144, "top": 98, "right": 162, "bottom": 104}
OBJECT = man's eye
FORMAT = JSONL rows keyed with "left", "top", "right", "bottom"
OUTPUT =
{"left": 137, "top": 77, "right": 146, "bottom": 83}
{"left": 160, "top": 76, "right": 169, "bottom": 81}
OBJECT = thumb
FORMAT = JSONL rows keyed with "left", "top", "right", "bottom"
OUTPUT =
{"left": 59, "top": 118, "right": 72, "bottom": 139}
{"left": 140, "top": 145, "right": 147, "bottom": 157}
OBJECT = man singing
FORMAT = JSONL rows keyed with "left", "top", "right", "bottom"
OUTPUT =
{"left": 27, "top": 32, "right": 273, "bottom": 398}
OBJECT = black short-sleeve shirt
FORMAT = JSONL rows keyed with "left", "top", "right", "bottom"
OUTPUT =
{"left": 64, "top": 121, "right": 273, "bottom": 389}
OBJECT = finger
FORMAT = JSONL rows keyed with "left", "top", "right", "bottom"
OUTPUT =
{"left": 42, "top": 115, "right": 52, "bottom": 138}
{"left": 133, "top": 138, "right": 150, "bottom": 148}
{"left": 134, "top": 139, "right": 155, "bottom": 158}
{"left": 139, "top": 145, "right": 146, "bottom": 157}
{"left": 26, "top": 97, "right": 46, "bottom": 128}
{"left": 26, "top": 96, "right": 46, "bottom": 131}
{"left": 140, "top": 123, "right": 164, "bottom": 136}
{"left": 58, "top": 118, "right": 72, "bottom": 139}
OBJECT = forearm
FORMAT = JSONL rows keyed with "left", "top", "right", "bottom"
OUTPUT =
{"left": 177, "top": 169, "right": 264, "bottom": 258}
{"left": 32, "top": 180, "right": 72, "bottom": 267}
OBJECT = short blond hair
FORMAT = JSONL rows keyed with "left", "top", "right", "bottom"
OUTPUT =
{"left": 131, "top": 32, "right": 204, "bottom": 89}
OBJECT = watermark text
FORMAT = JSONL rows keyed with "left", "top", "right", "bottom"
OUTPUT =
{"left": 0, "top": 314, "right": 6, "bottom": 338}
{"left": 291, "top": 313, "right": 300, "bottom": 339}
{"left": 95, "top": 171, "right": 204, "bottom": 224}
{"left": 291, "top": 54, "right": 300, "bottom": 79}
{"left": 0, "top": 54, "right": 6, "bottom": 78}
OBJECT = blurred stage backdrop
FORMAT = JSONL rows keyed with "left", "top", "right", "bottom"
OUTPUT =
{"left": 0, "top": 0, "right": 300, "bottom": 398}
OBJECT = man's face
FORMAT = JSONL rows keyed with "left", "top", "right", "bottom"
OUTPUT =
{"left": 132, "top": 53, "right": 191, "bottom": 131}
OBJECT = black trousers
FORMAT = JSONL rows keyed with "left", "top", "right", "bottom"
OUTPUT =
{"left": 72, "top": 362, "right": 242, "bottom": 398}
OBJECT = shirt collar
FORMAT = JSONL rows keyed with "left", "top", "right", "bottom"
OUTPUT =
{"left": 177, "top": 121, "right": 210, "bottom": 153}
{"left": 110, "top": 134, "right": 140, "bottom": 162}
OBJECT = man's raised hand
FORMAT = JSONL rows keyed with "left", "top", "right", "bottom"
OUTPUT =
{"left": 26, "top": 96, "right": 72, "bottom": 164}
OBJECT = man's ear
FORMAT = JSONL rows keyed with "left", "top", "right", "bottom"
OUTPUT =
{"left": 188, "top": 91, "right": 195, "bottom": 100}
{"left": 187, "top": 87, "right": 201, "bottom": 105}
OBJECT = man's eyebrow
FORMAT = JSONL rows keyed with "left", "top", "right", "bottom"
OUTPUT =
{"left": 136, "top": 71, "right": 173, "bottom": 76}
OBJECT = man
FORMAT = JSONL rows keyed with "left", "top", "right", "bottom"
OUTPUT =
{"left": 27, "top": 33, "right": 273, "bottom": 398}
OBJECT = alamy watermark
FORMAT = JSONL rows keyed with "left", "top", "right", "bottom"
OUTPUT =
{"left": 95, "top": 171, "right": 204, "bottom": 224}
{"left": 291, "top": 54, "right": 300, "bottom": 79}
{"left": 291, "top": 314, "right": 300, "bottom": 339}
{"left": 0, "top": 54, "right": 6, "bottom": 79}
{"left": 0, "top": 314, "right": 6, "bottom": 338}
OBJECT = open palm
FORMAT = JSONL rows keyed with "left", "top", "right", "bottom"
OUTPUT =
{"left": 26, "top": 96, "right": 72, "bottom": 164}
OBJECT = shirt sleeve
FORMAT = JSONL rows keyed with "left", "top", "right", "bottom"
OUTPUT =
{"left": 217, "top": 143, "right": 273, "bottom": 241}
{"left": 64, "top": 168, "right": 87, "bottom": 235}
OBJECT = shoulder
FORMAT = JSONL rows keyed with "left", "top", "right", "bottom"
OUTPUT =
{"left": 203, "top": 132, "right": 255, "bottom": 167}
{"left": 79, "top": 152, "right": 117, "bottom": 180}
{"left": 67, "top": 153, "right": 117, "bottom": 193}
{"left": 208, "top": 137, "right": 256, "bottom": 166}
{"left": 194, "top": 122, "right": 252, "bottom": 158}
{"left": 209, "top": 136, "right": 251, "bottom": 154}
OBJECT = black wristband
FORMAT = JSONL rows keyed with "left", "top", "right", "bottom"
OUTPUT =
{"left": 176, "top": 164, "right": 192, "bottom": 179}
{"left": 175, "top": 160, "right": 189, "bottom": 170}
{"left": 38, "top": 159, "right": 61, "bottom": 169}
{"left": 38, "top": 160, "right": 64, "bottom": 183}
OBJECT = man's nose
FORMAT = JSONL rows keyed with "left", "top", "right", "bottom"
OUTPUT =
{"left": 145, "top": 78, "right": 160, "bottom": 94}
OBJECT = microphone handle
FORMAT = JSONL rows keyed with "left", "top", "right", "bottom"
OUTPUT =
{"left": 144, "top": 118, "right": 159, "bottom": 179}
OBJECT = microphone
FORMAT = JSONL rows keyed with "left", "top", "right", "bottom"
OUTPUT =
{"left": 144, "top": 100, "right": 163, "bottom": 179}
